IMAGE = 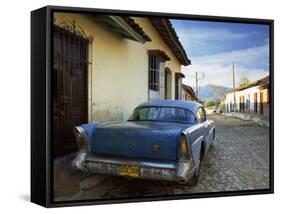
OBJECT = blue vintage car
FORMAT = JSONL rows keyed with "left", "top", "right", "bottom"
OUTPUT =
{"left": 72, "top": 100, "right": 215, "bottom": 185}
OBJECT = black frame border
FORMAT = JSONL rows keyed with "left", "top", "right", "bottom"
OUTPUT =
{"left": 31, "top": 5, "right": 274, "bottom": 208}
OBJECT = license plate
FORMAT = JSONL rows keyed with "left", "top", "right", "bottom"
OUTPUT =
{"left": 119, "top": 165, "right": 139, "bottom": 177}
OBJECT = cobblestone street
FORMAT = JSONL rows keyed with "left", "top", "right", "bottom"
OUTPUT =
{"left": 54, "top": 114, "right": 270, "bottom": 201}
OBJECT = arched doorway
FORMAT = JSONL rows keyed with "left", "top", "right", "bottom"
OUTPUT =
{"left": 165, "top": 68, "right": 172, "bottom": 99}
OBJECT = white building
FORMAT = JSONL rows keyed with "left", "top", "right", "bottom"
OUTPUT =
{"left": 223, "top": 76, "right": 269, "bottom": 116}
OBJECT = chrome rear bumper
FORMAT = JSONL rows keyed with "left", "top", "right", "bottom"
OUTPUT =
{"left": 72, "top": 152, "right": 195, "bottom": 184}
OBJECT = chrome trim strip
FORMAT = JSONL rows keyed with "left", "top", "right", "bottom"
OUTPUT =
{"left": 75, "top": 126, "right": 91, "bottom": 151}
{"left": 175, "top": 160, "right": 193, "bottom": 183}
{"left": 209, "top": 126, "right": 215, "bottom": 135}
{"left": 192, "top": 135, "right": 203, "bottom": 147}
{"left": 72, "top": 152, "right": 88, "bottom": 171}
{"left": 85, "top": 154, "right": 176, "bottom": 169}
{"left": 186, "top": 123, "right": 203, "bottom": 134}
{"left": 72, "top": 153, "right": 195, "bottom": 184}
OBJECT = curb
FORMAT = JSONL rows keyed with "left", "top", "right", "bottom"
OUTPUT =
{"left": 222, "top": 112, "right": 269, "bottom": 127}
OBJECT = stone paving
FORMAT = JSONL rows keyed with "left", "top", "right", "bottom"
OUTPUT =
{"left": 53, "top": 114, "right": 270, "bottom": 201}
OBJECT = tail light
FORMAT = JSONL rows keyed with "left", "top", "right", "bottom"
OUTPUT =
{"left": 178, "top": 134, "right": 190, "bottom": 160}
{"left": 73, "top": 126, "right": 90, "bottom": 151}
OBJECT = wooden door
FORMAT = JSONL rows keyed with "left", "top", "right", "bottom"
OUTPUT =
{"left": 175, "top": 75, "right": 179, "bottom": 100}
{"left": 254, "top": 93, "right": 258, "bottom": 113}
{"left": 164, "top": 69, "right": 168, "bottom": 99}
{"left": 239, "top": 96, "right": 243, "bottom": 112}
{"left": 53, "top": 26, "right": 88, "bottom": 157}
{"left": 164, "top": 68, "right": 171, "bottom": 99}
{"left": 260, "top": 92, "right": 264, "bottom": 114}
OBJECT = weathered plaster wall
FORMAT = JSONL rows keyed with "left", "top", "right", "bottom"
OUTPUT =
{"left": 54, "top": 13, "right": 182, "bottom": 123}
{"left": 132, "top": 17, "right": 182, "bottom": 99}
{"left": 225, "top": 86, "right": 261, "bottom": 112}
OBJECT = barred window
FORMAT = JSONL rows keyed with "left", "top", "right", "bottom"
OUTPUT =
{"left": 148, "top": 54, "right": 160, "bottom": 91}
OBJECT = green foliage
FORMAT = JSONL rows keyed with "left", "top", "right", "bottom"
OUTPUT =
{"left": 205, "top": 100, "right": 216, "bottom": 107}
{"left": 239, "top": 77, "right": 250, "bottom": 87}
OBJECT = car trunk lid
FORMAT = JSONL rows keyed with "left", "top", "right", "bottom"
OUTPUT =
{"left": 90, "top": 121, "right": 188, "bottom": 161}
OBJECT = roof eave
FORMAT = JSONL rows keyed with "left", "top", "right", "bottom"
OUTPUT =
{"left": 109, "top": 16, "right": 147, "bottom": 43}
{"left": 92, "top": 15, "right": 151, "bottom": 43}
{"left": 175, "top": 72, "right": 185, "bottom": 78}
{"left": 149, "top": 18, "right": 191, "bottom": 66}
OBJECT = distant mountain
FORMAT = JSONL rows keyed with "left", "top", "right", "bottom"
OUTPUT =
{"left": 198, "top": 84, "right": 231, "bottom": 101}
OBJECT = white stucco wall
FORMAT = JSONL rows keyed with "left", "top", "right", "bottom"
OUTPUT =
{"left": 224, "top": 86, "right": 261, "bottom": 112}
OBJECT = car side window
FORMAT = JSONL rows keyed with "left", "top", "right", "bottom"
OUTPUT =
{"left": 202, "top": 108, "right": 207, "bottom": 122}
{"left": 185, "top": 110, "right": 197, "bottom": 124}
{"left": 196, "top": 107, "right": 206, "bottom": 123}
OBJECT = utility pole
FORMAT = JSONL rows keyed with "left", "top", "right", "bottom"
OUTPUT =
{"left": 195, "top": 72, "right": 198, "bottom": 97}
{"left": 232, "top": 63, "right": 236, "bottom": 113}
{"left": 195, "top": 72, "right": 204, "bottom": 99}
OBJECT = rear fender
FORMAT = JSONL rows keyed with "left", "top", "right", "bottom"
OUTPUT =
{"left": 182, "top": 123, "right": 204, "bottom": 164}
{"left": 78, "top": 124, "right": 97, "bottom": 152}
{"left": 192, "top": 136, "right": 204, "bottom": 163}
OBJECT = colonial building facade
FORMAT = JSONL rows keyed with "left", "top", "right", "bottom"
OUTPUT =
{"left": 181, "top": 84, "right": 199, "bottom": 102}
{"left": 222, "top": 76, "right": 269, "bottom": 116}
{"left": 53, "top": 13, "right": 190, "bottom": 156}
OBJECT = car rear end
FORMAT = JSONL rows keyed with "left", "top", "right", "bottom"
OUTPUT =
{"left": 72, "top": 124, "right": 196, "bottom": 184}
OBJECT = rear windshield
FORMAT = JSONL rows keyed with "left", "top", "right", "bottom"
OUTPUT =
{"left": 129, "top": 106, "right": 197, "bottom": 124}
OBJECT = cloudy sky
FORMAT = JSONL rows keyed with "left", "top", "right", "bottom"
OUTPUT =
{"left": 171, "top": 19, "right": 270, "bottom": 88}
